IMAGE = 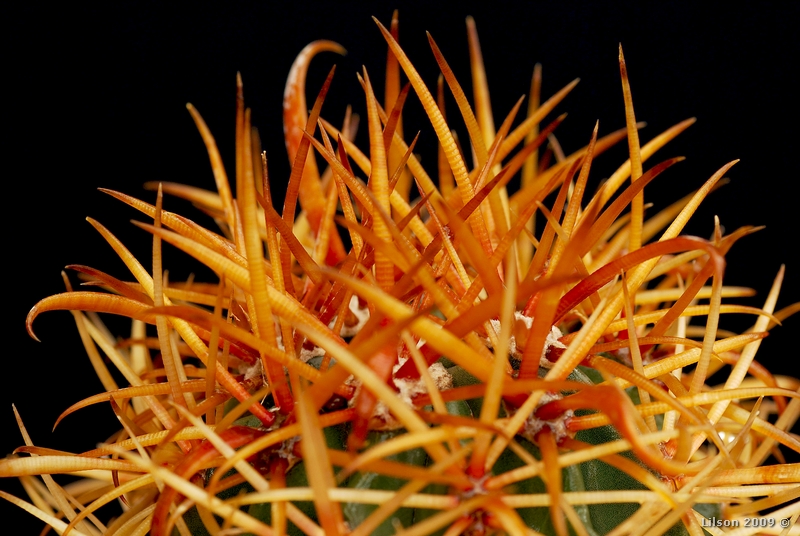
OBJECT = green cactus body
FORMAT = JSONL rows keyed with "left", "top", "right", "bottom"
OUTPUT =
{"left": 194, "top": 363, "right": 722, "bottom": 535}
{"left": 342, "top": 429, "right": 428, "bottom": 534}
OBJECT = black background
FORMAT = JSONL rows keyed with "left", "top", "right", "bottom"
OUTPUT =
{"left": 4, "top": 1, "right": 798, "bottom": 530}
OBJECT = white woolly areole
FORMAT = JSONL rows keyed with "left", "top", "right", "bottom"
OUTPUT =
{"left": 394, "top": 361, "right": 453, "bottom": 401}
{"left": 244, "top": 359, "right": 263, "bottom": 383}
{"left": 299, "top": 345, "right": 326, "bottom": 363}
{"left": 515, "top": 311, "right": 533, "bottom": 329}
{"left": 520, "top": 391, "right": 574, "bottom": 443}
{"left": 277, "top": 435, "right": 300, "bottom": 466}
{"left": 329, "top": 295, "right": 370, "bottom": 338}
{"left": 540, "top": 325, "right": 567, "bottom": 369}
{"left": 366, "top": 360, "right": 453, "bottom": 431}
{"left": 489, "top": 313, "right": 565, "bottom": 369}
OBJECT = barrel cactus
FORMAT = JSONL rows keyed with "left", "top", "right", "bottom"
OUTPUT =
{"left": 4, "top": 11, "right": 799, "bottom": 536}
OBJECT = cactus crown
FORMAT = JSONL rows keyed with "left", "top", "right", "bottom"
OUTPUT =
{"left": 5, "top": 12, "right": 799, "bottom": 536}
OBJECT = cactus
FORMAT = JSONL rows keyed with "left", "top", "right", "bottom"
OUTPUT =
{"left": 4, "top": 11, "right": 800, "bottom": 536}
